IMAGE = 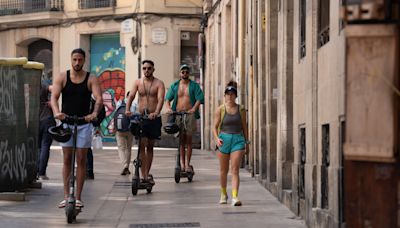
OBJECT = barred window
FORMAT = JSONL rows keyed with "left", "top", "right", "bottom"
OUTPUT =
{"left": 299, "top": 0, "right": 306, "bottom": 58}
{"left": 318, "top": 0, "right": 330, "bottom": 47}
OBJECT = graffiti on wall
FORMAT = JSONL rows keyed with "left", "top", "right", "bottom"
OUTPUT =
{"left": 91, "top": 34, "right": 125, "bottom": 139}
{"left": 0, "top": 64, "right": 40, "bottom": 191}
{"left": 0, "top": 67, "right": 18, "bottom": 118}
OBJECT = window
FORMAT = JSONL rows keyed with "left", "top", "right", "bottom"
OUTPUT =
{"left": 318, "top": 0, "right": 330, "bottom": 47}
{"left": 299, "top": 126, "right": 306, "bottom": 199}
{"left": 299, "top": 0, "right": 306, "bottom": 58}
{"left": 321, "top": 124, "right": 330, "bottom": 209}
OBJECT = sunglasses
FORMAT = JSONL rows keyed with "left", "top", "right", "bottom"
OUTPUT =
{"left": 181, "top": 70, "right": 189, "bottom": 74}
{"left": 142, "top": 67, "right": 153, "bottom": 70}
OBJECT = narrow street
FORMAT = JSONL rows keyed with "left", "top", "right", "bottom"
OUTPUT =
{"left": 0, "top": 143, "right": 305, "bottom": 228}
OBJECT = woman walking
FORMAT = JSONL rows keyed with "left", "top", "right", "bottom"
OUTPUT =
{"left": 213, "top": 81, "right": 249, "bottom": 206}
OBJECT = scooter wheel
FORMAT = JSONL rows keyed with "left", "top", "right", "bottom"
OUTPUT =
{"left": 132, "top": 179, "right": 139, "bottom": 195}
{"left": 188, "top": 174, "right": 193, "bottom": 182}
{"left": 174, "top": 170, "right": 180, "bottom": 183}
{"left": 146, "top": 186, "right": 152, "bottom": 193}
{"left": 66, "top": 204, "right": 75, "bottom": 223}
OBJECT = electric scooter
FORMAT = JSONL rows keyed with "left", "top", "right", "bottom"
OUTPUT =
{"left": 171, "top": 111, "right": 195, "bottom": 183}
{"left": 63, "top": 115, "right": 85, "bottom": 224}
{"left": 130, "top": 114, "right": 155, "bottom": 195}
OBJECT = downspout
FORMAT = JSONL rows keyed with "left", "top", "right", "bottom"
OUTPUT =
{"left": 238, "top": 0, "right": 245, "bottom": 104}
{"left": 137, "top": 20, "right": 142, "bottom": 78}
{"left": 238, "top": 0, "right": 246, "bottom": 167}
{"left": 198, "top": 32, "right": 205, "bottom": 150}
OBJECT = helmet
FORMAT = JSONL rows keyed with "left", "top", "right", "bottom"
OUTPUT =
{"left": 164, "top": 123, "right": 180, "bottom": 134}
{"left": 48, "top": 125, "right": 72, "bottom": 143}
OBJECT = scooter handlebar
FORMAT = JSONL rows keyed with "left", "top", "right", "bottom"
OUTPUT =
{"left": 170, "top": 111, "right": 189, "bottom": 116}
{"left": 62, "top": 115, "right": 87, "bottom": 125}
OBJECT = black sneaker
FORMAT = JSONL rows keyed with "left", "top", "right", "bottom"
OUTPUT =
{"left": 121, "top": 168, "right": 130, "bottom": 175}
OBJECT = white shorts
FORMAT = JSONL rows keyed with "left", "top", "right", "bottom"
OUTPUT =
{"left": 60, "top": 123, "right": 93, "bottom": 149}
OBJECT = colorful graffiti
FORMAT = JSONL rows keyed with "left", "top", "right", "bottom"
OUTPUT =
{"left": 90, "top": 34, "right": 125, "bottom": 139}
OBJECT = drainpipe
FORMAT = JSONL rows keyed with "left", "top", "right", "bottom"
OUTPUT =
{"left": 137, "top": 20, "right": 142, "bottom": 78}
{"left": 238, "top": 0, "right": 245, "bottom": 104}
{"left": 198, "top": 32, "right": 205, "bottom": 150}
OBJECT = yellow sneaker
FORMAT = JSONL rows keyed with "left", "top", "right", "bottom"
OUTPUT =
{"left": 231, "top": 197, "right": 242, "bottom": 206}
{"left": 219, "top": 194, "right": 228, "bottom": 204}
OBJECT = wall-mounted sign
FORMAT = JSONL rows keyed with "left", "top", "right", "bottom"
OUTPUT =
{"left": 121, "top": 19, "right": 134, "bottom": 33}
{"left": 152, "top": 28, "right": 167, "bottom": 44}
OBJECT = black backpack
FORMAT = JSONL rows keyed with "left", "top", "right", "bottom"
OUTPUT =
{"left": 90, "top": 97, "right": 106, "bottom": 127}
{"left": 114, "top": 102, "right": 130, "bottom": 132}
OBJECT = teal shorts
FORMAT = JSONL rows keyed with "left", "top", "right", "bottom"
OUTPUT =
{"left": 218, "top": 133, "right": 245, "bottom": 154}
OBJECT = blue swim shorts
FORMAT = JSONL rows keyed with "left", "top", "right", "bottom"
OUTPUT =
{"left": 60, "top": 123, "right": 93, "bottom": 149}
{"left": 218, "top": 132, "right": 246, "bottom": 154}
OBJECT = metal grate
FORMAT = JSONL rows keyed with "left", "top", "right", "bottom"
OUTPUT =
{"left": 130, "top": 222, "right": 200, "bottom": 228}
{"left": 0, "top": 0, "right": 63, "bottom": 16}
{"left": 79, "top": 0, "right": 116, "bottom": 9}
{"left": 321, "top": 124, "right": 330, "bottom": 209}
{"left": 223, "top": 211, "right": 256, "bottom": 215}
{"left": 113, "top": 181, "right": 131, "bottom": 188}
{"left": 318, "top": 0, "right": 330, "bottom": 47}
{"left": 299, "top": 0, "right": 306, "bottom": 58}
{"left": 299, "top": 127, "right": 306, "bottom": 199}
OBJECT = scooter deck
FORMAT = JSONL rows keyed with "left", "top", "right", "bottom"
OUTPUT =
{"left": 138, "top": 181, "right": 155, "bottom": 188}
{"left": 180, "top": 171, "right": 195, "bottom": 177}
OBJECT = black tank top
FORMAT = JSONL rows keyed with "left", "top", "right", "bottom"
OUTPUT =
{"left": 61, "top": 70, "right": 91, "bottom": 117}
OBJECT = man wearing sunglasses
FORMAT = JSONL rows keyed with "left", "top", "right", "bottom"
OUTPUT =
{"left": 165, "top": 64, "right": 204, "bottom": 175}
{"left": 125, "top": 60, "right": 165, "bottom": 185}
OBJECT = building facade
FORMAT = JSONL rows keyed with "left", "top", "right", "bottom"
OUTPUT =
{"left": 0, "top": 0, "right": 203, "bottom": 140}
{"left": 202, "top": 0, "right": 346, "bottom": 227}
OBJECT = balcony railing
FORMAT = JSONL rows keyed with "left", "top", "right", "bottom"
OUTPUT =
{"left": 0, "top": 0, "right": 63, "bottom": 16}
{"left": 79, "top": 0, "right": 116, "bottom": 9}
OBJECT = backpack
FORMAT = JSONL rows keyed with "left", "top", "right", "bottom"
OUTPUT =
{"left": 114, "top": 103, "right": 130, "bottom": 132}
{"left": 90, "top": 97, "right": 106, "bottom": 127}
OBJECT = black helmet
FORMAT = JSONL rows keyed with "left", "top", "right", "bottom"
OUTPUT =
{"left": 48, "top": 125, "right": 72, "bottom": 143}
{"left": 164, "top": 123, "right": 179, "bottom": 134}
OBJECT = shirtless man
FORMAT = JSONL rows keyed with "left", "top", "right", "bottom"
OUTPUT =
{"left": 125, "top": 60, "right": 165, "bottom": 184}
{"left": 165, "top": 64, "right": 204, "bottom": 173}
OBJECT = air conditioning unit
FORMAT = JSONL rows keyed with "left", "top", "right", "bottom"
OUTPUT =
{"left": 203, "top": 0, "right": 212, "bottom": 13}
{"left": 343, "top": 0, "right": 396, "bottom": 22}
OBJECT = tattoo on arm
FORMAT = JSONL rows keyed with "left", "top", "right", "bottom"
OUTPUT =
{"left": 93, "top": 102, "right": 102, "bottom": 116}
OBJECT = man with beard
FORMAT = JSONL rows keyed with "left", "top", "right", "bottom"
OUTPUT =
{"left": 51, "top": 48, "right": 103, "bottom": 209}
{"left": 125, "top": 60, "right": 165, "bottom": 185}
{"left": 164, "top": 64, "right": 204, "bottom": 174}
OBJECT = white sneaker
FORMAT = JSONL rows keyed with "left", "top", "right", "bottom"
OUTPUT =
{"left": 38, "top": 175, "right": 49, "bottom": 180}
{"left": 231, "top": 197, "right": 242, "bottom": 206}
{"left": 219, "top": 194, "right": 228, "bottom": 204}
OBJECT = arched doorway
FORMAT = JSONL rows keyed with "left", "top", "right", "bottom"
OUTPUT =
{"left": 28, "top": 39, "right": 53, "bottom": 82}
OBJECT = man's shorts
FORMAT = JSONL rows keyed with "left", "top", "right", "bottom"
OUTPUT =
{"left": 142, "top": 116, "right": 162, "bottom": 140}
{"left": 218, "top": 132, "right": 246, "bottom": 154}
{"left": 176, "top": 113, "right": 197, "bottom": 135}
{"left": 60, "top": 123, "right": 93, "bottom": 148}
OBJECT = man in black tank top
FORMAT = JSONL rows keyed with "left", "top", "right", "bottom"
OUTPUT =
{"left": 50, "top": 48, "right": 103, "bottom": 209}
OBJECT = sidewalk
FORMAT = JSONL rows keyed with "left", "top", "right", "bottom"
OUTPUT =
{"left": 0, "top": 144, "right": 305, "bottom": 228}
